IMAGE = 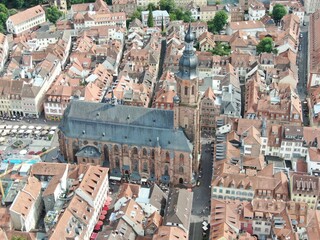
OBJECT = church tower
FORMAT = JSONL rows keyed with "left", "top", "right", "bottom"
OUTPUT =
{"left": 175, "top": 24, "right": 201, "bottom": 172}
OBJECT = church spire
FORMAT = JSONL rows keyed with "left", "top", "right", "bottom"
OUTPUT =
{"left": 176, "top": 23, "right": 198, "bottom": 80}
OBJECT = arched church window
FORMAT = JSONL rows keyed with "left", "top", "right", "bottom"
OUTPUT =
{"left": 164, "top": 165, "right": 169, "bottom": 175}
{"left": 166, "top": 151, "right": 170, "bottom": 161}
{"left": 143, "top": 162, "right": 148, "bottom": 173}
{"left": 115, "top": 157, "right": 120, "bottom": 168}
{"left": 192, "top": 86, "right": 195, "bottom": 95}
{"left": 184, "top": 86, "right": 188, "bottom": 95}
{"left": 142, "top": 148, "right": 147, "bottom": 156}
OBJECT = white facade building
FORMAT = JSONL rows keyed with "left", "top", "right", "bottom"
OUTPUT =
{"left": 10, "top": 177, "right": 42, "bottom": 232}
{"left": 304, "top": 0, "right": 320, "bottom": 13}
{"left": 248, "top": 4, "right": 266, "bottom": 20}
{"left": 141, "top": 10, "right": 170, "bottom": 27}
{"left": 6, "top": 5, "right": 46, "bottom": 35}
{"left": 306, "top": 148, "right": 320, "bottom": 175}
{"left": 0, "top": 33, "right": 8, "bottom": 72}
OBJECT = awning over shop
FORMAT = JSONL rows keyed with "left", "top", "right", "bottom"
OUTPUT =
{"left": 141, "top": 177, "right": 148, "bottom": 183}
{"left": 101, "top": 210, "right": 107, "bottom": 216}
{"left": 102, "top": 206, "right": 108, "bottom": 211}
{"left": 109, "top": 176, "right": 121, "bottom": 181}
{"left": 90, "top": 232, "right": 98, "bottom": 240}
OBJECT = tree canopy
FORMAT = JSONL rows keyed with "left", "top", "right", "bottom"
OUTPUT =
{"left": 0, "top": 4, "right": 8, "bottom": 33}
{"left": 272, "top": 4, "right": 287, "bottom": 23}
{"left": 169, "top": 8, "right": 192, "bottom": 22}
{"left": 256, "top": 37, "right": 277, "bottom": 54}
{"left": 159, "top": 0, "right": 175, "bottom": 13}
{"left": 210, "top": 42, "right": 231, "bottom": 56}
{"left": 147, "top": 8, "right": 154, "bottom": 27}
{"left": 208, "top": 10, "right": 228, "bottom": 33}
{"left": 46, "top": 6, "right": 63, "bottom": 24}
{"left": 147, "top": 3, "right": 156, "bottom": 11}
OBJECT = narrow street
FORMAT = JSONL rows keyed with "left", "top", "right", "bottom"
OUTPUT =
{"left": 189, "top": 141, "right": 213, "bottom": 240}
{"left": 297, "top": 21, "right": 309, "bottom": 126}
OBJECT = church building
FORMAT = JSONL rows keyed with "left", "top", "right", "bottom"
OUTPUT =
{"left": 58, "top": 24, "right": 201, "bottom": 185}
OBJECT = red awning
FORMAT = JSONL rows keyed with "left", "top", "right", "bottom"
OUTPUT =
{"left": 97, "top": 220, "right": 104, "bottom": 226}
{"left": 90, "top": 232, "right": 98, "bottom": 240}
{"left": 106, "top": 196, "right": 112, "bottom": 201}
{"left": 102, "top": 206, "right": 108, "bottom": 211}
{"left": 101, "top": 210, "right": 107, "bottom": 215}
{"left": 99, "top": 215, "right": 106, "bottom": 220}
{"left": 94, "top": 225, "right": 101, "bottom": 231}
{"left": 104, "top": 196, "right": 112, "bottom": 206}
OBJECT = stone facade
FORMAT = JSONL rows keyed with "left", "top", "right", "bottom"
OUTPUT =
{"left": 58, "top": 102, "right": 194, "bottom": 186}
{"left": 59, "top": 132, "right": 193, "bottom": 185}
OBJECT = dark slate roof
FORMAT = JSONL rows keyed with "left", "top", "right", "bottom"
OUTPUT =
{"left": 59, "top": 101, "right": 193, "bottom": 152}
{"left": 149, "top": 184, "right": 167, "bottom": 214}
{"left": 164, "top": 188, "right": 193, "bottom": 231}
{"left": 75, "top": 146, "right": 101, "bottom": 158}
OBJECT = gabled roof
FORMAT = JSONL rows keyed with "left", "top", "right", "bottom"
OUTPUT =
{"left": 164, "top": 189, "right": 193, "bottom": 231}
{"left": 8, "top": 5, "right": 44, "bottom": 26}
{"left": 203, "top": 87, "right": 215, "bottom": 100}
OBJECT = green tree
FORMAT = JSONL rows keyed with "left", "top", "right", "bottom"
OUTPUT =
{"left": 147, "top": 8, "right": 154, "bottom": 27}
{"left": 169, "top": 8, "right": 193, "bottom": 22}
{"left": 256, "top": 37, "right": 277, "bottom": 54}
{"left": 159, "top": 0, "right": 175, "bottom": 13}
{"left": 8, "top": 8, "right": 18, "bottom": 16}
{"left": 0, "top": 12, "right": 7, "bottom": 25}
{"left": 210, "top": 42, "right": 231, "bottom": 56}
{"left": 272, "top": 4, "right": 287, "bottom": 24}
{"left": 147, "top": 3, "right": 156, "bottom": 11}
{"left": 46, "top": 6, "right": 63, "bottom": 24}
{"left": 13, "top": 0, "right": 24, "bottom": 9}
{"left": 208, "top": 10, "right": 228, "bottom": 33}
{"left": 0, "top": 3, "right": 8, "bottom": 17}
{"left": 0, "top": 4, "right": 8, "bottom": 33}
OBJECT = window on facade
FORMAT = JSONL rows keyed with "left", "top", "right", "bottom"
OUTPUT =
{"left": 179, "top": 166, "right": 184, "bottom": 173}
{"left": 115, "top": 157, "right": 120, "bottom": 168}
{"left": 132, "top": 147, "right": 138, "bottom": 155}
{"left": 114, "top": 145, "right": 119, "bottom": 154}
{"left": 143, "top": 162, "right": 148, "bottom": 173}
{"left": 164, "top": 165, "right": 169, "bottom": 175}
{"left": 166, "top": 151, "right": 170, "bottom": 161}
{"left": 191, "top": 86, "right": 195, "bottom": 95}
{"left": 184, "top": 86, "right": 188, "bottom": 95}
{"left": 151, "top": 149, "right": 155, "bottom": 159}
{"left": 142, "top": 148, "right": 147, "bottom": 156}
{"left": 179, "top": 154, "right": 184, "bottom": 162}
{"left": 132, "top": 159, "right": 139, "bottom": 172}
